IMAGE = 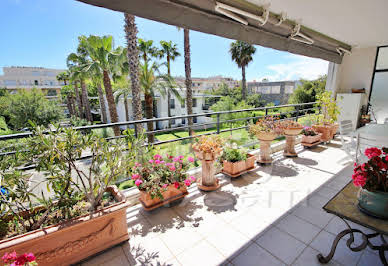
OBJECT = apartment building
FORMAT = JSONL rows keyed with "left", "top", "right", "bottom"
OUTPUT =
{"left": 0, "top": 66, "right": 65, "bottom": 96}
{"left": 175, "top": 75, "right": 239, "bottom": 94}
{"left": 248, "top": 80, "right": 300, "bottom": 105}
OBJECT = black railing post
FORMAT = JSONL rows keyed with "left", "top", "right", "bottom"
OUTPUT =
{"left": 134, "top": 123, "right": 138, "bottom": 138}
{"left": 217, "top": 113, "right": 220, "bottom": 134}
{"left": 265, "top": 108, "right": 268, "bottom": 117}
{"left": 295, "top": 106, "right": 300, "bottom": 122}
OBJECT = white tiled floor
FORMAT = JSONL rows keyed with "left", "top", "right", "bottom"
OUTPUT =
{"left": 79, "top": 140, "right": 385, "bottom": 266}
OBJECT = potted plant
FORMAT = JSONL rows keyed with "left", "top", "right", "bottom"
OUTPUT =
{"left": 248, "top": 116, "right": 280, "bottom": 163}
{"left": 221, "top": 143, "right": 255, "bottom": 177}
{"left": 2, "top": 251, "right": 37, "bottom": 266}
{"left": 277, "top": 120, "right": 304, "bottom": 157}
{"left": 131, "top": 154, "right": 195, "bottom": 210}
{"left": 0, "top": 127, "right": 130, "bottom": 266}
{"left": 313, "top": 91, "right": 340, "bottom": 141}
{"left": 301, "top": 126, "right": 322, "bottom": 145}
{"left": 353, "top": 147, "right": 388, "bottom": 219}
{"left": 192, "top": 135, "right": 224, "bottom": 191}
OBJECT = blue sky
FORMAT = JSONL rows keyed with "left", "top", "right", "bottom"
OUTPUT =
{"left": 0, "top": 0, "right": 328, "bottom": 81}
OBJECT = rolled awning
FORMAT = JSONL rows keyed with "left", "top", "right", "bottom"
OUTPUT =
{"left": 77, "top": 0, "right": 351, "bottom": 63}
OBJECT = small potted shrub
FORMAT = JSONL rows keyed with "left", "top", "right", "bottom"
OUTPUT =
{"left": 221, "top": 144, "right": 255, "bottom": 177}
{"left": 0, "top": 127, "right": 130, "bottom": 266}
{"left": 131, "top": 154, "right": 195, "bottom": 210}
{"left": 192, "top": 135, "right": 224, "bottom": 191}
{"left": 301, "top": 126, "right": 322, "bottom": 145}
{"left": 353, "top": 147, "right": 388, "bottom": 219}
{"left": 313, "top": 91, "right": 340, "bottom": 141}
{"left": 248, "top": 116, "right": 280, "bottom": 163}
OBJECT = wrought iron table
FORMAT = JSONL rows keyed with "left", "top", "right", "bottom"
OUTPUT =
{"left": 318, "top": 182, "right": 388, "bottom": 265}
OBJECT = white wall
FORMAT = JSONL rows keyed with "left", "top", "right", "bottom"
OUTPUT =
{"left": 330, "top": 47, "right": 377, "bottom": 105}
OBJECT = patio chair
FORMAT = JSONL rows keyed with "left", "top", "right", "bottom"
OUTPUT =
{"left": 355, "top": 132, "right": 388, "bottom": 163}
{"left": 384, "top": 118, "right": 388, "bottom": 124}
{"left": 339, "top": 120, "right": 357, "bottom": 161}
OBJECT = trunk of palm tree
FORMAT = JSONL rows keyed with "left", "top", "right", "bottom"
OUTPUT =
{"left": 97, "top": 83, "right": 107, "bottom": 123}
{"left": 102, "top": 70, "right": 120, "bottom": 136}
{"left": 66, "top": 95, "right": 74, "bottom": 117}
{"left": 184, "top": 28, "right": 193, "bottom": 136}
{"left": 241, "top": 65, "right": 247, "bottom": 100}
{"left": 124, "top": 13, "right": 143, "bottom": 135}
{"left": 124, "top": 95, "right": 130, "bottom": 122}
{"left": 166, "top": 53, "right": 172, "bottom": 128}
{"left": 74, "top": 81, "right": 83, "bottom": 119}
{"left": 144, "top": 92, "right": 154, "bottom": 143}
{"left": 80, "top": 79, "right": 93, "bottom": 122}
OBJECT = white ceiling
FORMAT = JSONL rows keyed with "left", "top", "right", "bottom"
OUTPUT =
{"left": 248, "top": 0, "right": 388, "bottom": 47}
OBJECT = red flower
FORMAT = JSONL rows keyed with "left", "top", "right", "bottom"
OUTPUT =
{"left": 2, "top": 251, "right": 17, "bottom": 263}
{"left": 365, "top": 147, "right": 382, "bottom": 159}
{"left": 174, "top": 182, "right": 179, "bottom": 188}
{"left": 352, "top": 173, "right": 367, "bottom": 187}
{"left": 24, "top": 253, "right": 36, "bottom": 262}
{"left": 14, "top": 255, "right": 27, "bottom": 266}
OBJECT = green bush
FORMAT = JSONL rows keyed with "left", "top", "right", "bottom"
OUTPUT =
{"left": 221, "top": 146, "right": 247, "bottom": 162}
{"left": 0, "top": 116, "right": 12, "bottom": 135}
{"left": 0, "top": 89, "right": 63, "bottom": 130}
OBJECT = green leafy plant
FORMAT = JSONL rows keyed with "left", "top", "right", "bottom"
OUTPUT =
{"left": 316, "top": 91, "right": 340, "bottom": 124}
{"left": 221, "top": 143, "right": 247, "bottom": 163}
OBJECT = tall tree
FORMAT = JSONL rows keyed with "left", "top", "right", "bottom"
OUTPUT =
{"left": 138, "top": 39, "right": 159, "bottom": 62}
{"left": 79, "top": 35, "right": 127, "bottom": 136}
{"left": 184, "top": 28, "right": 194, "bottom": 136}
{"left": 158, "top": 40, "right": 181, "bottom": 128}
{"left": 124, "top": 14, "right": 143, "bottom": 134}
{"left": 229, "top": 41, "right": 256, "bottom": 100}
{"left": 56, "top": 71, "right": 76, "bottom": 117}
{"left": 67, "top": 46, "right": 93, "bottom": 122}
{"left": 139, "top": 60, "right": 179, "bottom": 143}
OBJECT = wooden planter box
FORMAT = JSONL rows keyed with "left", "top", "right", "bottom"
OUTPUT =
{"left": 222, "top": 154, "right": 256, "bottom": 177}
{"left": 312, "top": 124, "right": 332, "bottom": 142}
{"left": 301, "top": 134, "right": 322, "bottom": 144}
{"left": 139, "top": 184, "right": 188, "bottom": 211}
{"left": 0, "top": 186, "right": 130, "bottom": 266}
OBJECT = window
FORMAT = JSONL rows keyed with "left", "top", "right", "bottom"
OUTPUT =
{"left": 182, "top": 118, "right": 186, "bottom": 124}
{"left": 181, "top": 99, "right": 185, "bottom": 108}
{"left": 47, "top": 89, "right": 57, "bottom": 96}
{"left": 285, "top": 85, "right": 294, "bottom": 94}
{"left": 169, "top": 99, "right": 175, "bottom": 109}
{"left": 271, "top": 86, "right": 281, "bottom": 94}
{"left": 193, "top": 116, "right": 197, "bottom": 123}
{"left": 34, "top": 80, "right": 39, "bottom": 86}
{"left": 192, "top": 98, "right": 197, "bottom": 107}
{"left": 4, "top": 80, "right": 17, "bottom": 86}
{"left": 171, "top": 117, "right": 176, "bottom": 125}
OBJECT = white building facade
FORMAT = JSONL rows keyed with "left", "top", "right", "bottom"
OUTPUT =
{"left": 0, "top": 66, "right": 65, "bottom": 96}
{"left": 175, "top": 76, "right": 239, "bottom": 94}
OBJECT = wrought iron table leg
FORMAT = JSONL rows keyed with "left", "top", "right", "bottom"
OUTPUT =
{"left": 317, "top": 228, "right": 353, "bottom": 263}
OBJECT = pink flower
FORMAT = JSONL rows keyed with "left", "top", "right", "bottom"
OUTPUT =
{"left": 2, "top": 252, "right": 17, "bottom": 263}
{"left": 365, "top": 147, "right": 382, "bottom": 159}
{"left": 170, "top": 166, "right": 176, "bottom": 171}
{"left": 24, "top": 253, "right": 36, "bottom": 262}
{"left": 135, "top": 162, "right": 142, "bottom": 167}
{"left": 184, "top": 179, "right": 191, "bottom": 186}
{"left": 135, "top": 179, "right": 143, "bottom": 186}
{"left": 179, "top": 155, "right": 184, "bottom": 159}
{"left": 155, "top": 159, "right": 161, "bottom": 164}
{"left": 174, "top": 182, "right": 180, "bottom": 188}
{"left": 188, "top": 156, "right": 195, "bottom": 163}
{"left": 189, "top": 176, "right": 196, "bottom": 181}
{"left": 149, "top": 159, "right": 154, "bottom": 164}
{"left": 173, "top": 157, "right": 180, "bottom": 162}
{"left": 162, "top": 184, "right": 168, "bottom": 189}
{"left": 166, "top": 162, "right": 173, "bottom": 166}
{"left": 154, "top": 154, "right": 162, "bottom": 160}
{"left": 352, "top": 173, "right": 367, "bottom": 187}
{"left": 131, "top": 174, "right": 140, "bottom": 180}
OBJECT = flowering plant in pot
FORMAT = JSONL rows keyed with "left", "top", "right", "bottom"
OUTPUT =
{"left": 0, "top": 126, "right": 130, "bottom": 266}
{"left": 248, "top": 116, "right": 281, "bottom": 163}
{"left": 314, "top": 91, "right": 340, "bottom": 140}
{"left": 221, "top": 143, "right": 255, "bottom": 177}
{"left": 301, "top": 126, "right": 322, "bottom": 144}
{"left": 352, "top": 147, "right": 388, "bottom": 219}
{"left": 277, "top": 120, "right": 303, "bottom": 136}
{"left": 131, "top": 154, "right": 195, "bottom": 210}
{"left": 192, "top": 135, "right": 224, "bottom": 190}
{"left": 2, "top": 251, "right": 37, "bottom": 266}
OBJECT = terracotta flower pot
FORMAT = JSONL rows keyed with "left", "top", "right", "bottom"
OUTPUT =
{"left": 284, "top": 127, "right": 303, "bottom": 136}
{"left": 0, "top": 186, "right": 130, "bottom": 266}
{"left": 193, "top": 149, "right": 221, "bottom": 161}
{"left": 139, "top": 184, "right": 188, "bottom": 211}
{"left": 301, "top": 134, "right": 322, "bottom": 144}
{"left": 312, "top": 124, "right": 332, "bottom": 142}
{"left": 222, "top": 154, "right": 256, "bottom": 176}
{"left": 330, "top": 123, "right": 339, "bottom": 139}
{"left": 255, "top": 131, "right": 277, "bottom": 141}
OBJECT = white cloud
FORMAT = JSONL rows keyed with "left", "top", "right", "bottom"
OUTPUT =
{"left": 257, "top": 55, "right": 329, "bottom": 81}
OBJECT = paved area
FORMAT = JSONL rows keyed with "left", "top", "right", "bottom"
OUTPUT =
{"left": 79, "top": 140, "right": 385, "bottom": 266}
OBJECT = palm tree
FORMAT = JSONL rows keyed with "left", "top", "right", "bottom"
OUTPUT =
{"left": 229, "top": 41, "right": 256, "bottom": 100}
{"left": 158, "top": 40, "right": 181, "bottom": 128}
{"left": 89, "top": 74, "right": 108, "bottom": 124}
{"left": 79, "top": 35, "right": 127, "bottom": 136}
{"left": 56, "top": 71, "right": 76, "bottom": 117}
{"left": 183, "top": 28, "right": 194, "bottom": 136}
{"left": 67, "top": 44, "right": 93, "bottom": 122}
{"left": 124, "top": 14, "right": 143, "bottom": 134}
{"left": 67, "top": 70, "right": 83, "bottom": 119}
{"left": 113, "top": 75, "right": 131, "bottom": 123}
{"left": 138, "top": 39, "right": 160, "bottom": 62}
{"left": 139, "top": 60, "right": 180, "bottom": 143}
